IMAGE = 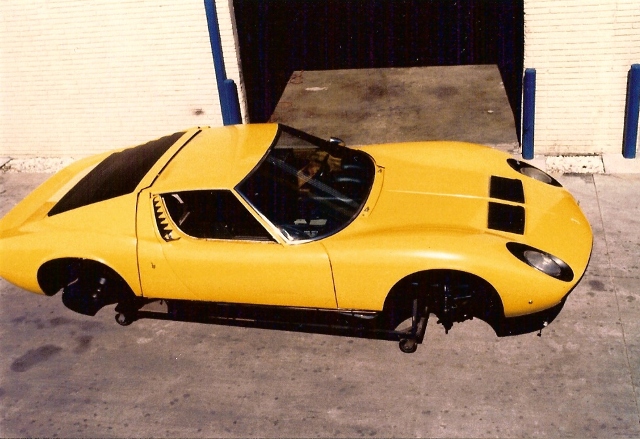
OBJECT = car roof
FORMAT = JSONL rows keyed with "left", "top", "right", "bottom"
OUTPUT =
{"left": 150, "top": 123, "right": 279, "bottom": 192}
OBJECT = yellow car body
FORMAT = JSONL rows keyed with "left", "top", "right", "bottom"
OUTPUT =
{"left": 0, "top": 123, "right": 592, "bottom": 341}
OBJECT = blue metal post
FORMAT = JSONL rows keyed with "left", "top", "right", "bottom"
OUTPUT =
{"left": 623, "top": 64, "right": 640, "bottom": 159}
{"left": 522, "top": 68, "right": 536, "bottom": 160}
{"left": 204, "top": 0, "right": 242, "bottom": 125}
{"left": 223, "top": 79, "right": 242, "bottom": 124}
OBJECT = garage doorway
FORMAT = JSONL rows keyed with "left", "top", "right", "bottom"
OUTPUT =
{"left": 233, "top": 0, "right": 523, "bottom": 132}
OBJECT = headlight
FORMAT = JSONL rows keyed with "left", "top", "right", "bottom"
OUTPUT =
{"left": 507, "top": 159, "right": 561, "bottom": 187}
{"left": 523, "top": 250, "right": 562, "bottom": 277}
{"left": 507, "top": 242, "right": 574, "bottom": 282}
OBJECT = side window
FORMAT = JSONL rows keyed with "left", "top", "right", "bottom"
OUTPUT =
{"left": 160, "top": 190, "right": 274, "bottom": 241}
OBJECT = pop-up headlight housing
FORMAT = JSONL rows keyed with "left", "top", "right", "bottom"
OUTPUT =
{"left": 507, "top": 242, "right": 574, "bottom": 282}
{"left": 507, "top": 159, "right": 562, "bottom": 187}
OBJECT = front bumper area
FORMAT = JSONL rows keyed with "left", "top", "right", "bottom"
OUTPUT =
{"left": 490, "top": 294, "right": 568, "bottom": 337}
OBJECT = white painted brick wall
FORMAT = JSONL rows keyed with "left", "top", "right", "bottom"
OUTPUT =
{"left": 0, "top": 0, "right": 244, "bottom": 157}
{"left": 524, "top": 0, "right": 640, "bottom": 154}
{"left": 5, "top": 1, "right": 637, "bottom": 158}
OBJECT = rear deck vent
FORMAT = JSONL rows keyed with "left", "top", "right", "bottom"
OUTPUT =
{"left": 488, "top": 202, "right": 525, "bottom": 234}
{"left": 490, "top": 176, "right": 525, "bottom": 203}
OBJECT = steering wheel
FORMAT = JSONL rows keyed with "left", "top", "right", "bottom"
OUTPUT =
{"left": 313, "top": 153, "right": 331, "bottom": 183}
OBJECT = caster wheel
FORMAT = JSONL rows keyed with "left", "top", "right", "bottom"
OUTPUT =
{"left": 399, "top": 338, "right": 418, "bottom": 354}
{"left": 115, "top": 312, "right": 134, "bottom": 326}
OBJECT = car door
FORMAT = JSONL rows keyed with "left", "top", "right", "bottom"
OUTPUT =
{"left": 136, "top": 188, "right": 337, "bottom": 309}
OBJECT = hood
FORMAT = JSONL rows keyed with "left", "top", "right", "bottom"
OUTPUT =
{"left": 356, "top": 141, "right": 592, "bottom": 274}
{"left": 359, "top": 141, "right": 510, "bottom": 233}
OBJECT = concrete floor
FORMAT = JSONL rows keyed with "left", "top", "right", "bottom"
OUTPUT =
{"left": 1, "top": 171, "right": 639, "bottom": 438}
{"left": 270, "top": 66, "right": 520, "bottom": 153}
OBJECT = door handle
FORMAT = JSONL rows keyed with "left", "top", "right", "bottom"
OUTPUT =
{"left": 163, "top": 231, "right": 181, "bottom": 242}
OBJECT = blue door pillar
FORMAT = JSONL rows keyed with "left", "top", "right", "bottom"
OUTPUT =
{"left": 204, "top": 0, "right": 242, "bottom": 125}
{"left": 623, "top": 64, "right": 640, "bottom": 159}
{"left": 521, "top": 68, "right": 536, "bottom": 160}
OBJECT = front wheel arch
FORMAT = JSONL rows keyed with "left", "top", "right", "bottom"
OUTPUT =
{"left": 381, "top": 270, "right": 504, "bottom": 330}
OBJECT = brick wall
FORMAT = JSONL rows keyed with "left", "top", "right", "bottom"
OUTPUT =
{"left": 524, "top": 0, "right": 640, "bottom": 154}
{"left": 5, "top": 1, "right": 638, "bottom": 158}
{"left": 0, "top": 0, "right": 244, "bottom": 157}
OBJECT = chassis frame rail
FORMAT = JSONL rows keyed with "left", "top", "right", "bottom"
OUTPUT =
{"left": 115, "top": 298, "right": 430, "bottom": 353}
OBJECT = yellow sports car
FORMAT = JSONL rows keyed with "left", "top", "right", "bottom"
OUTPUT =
{"left": 0, "top": 124, "right": 592, "bottom": 352}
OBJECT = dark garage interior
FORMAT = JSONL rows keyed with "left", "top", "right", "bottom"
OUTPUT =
{"left": 233, "top": 0, "right": 524, "bottom": 134}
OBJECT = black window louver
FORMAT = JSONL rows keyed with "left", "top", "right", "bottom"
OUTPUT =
{"left": 48, "top": 131, "right": 186, "bottom": 216}
{"left": 488, "top": 202, "right": 525, "bottom": 234}
{"left": 490, "top": 176, "right": 525, "bottom": 203}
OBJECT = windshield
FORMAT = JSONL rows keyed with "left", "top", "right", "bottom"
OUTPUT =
{"left": 236, "top": 125, "right": 375, "bottom": 241}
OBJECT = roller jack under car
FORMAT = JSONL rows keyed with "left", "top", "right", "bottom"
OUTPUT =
{"left": 112, "top": 295, "right": 565, "bottom": 354}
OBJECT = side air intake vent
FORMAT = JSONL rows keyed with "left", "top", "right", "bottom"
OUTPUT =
{"left": 488, "top": 202, "right": 525, "bottom": 234}
{"left": 153, "top": 195, "right": 176, "bottom": 241}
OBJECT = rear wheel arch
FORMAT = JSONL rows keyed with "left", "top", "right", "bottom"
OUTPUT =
{"left": 37, "top": 258, "right": 134, "bottom": 298}
{"left": 37, "top": 258, "right": 79, "bottom": 296}
{"left": 38, "top": 258, "right": 138, "bottom": 316}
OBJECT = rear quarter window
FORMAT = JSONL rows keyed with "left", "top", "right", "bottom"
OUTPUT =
{"left": 49, "top": 131, "right": 186, "bottom": 216}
